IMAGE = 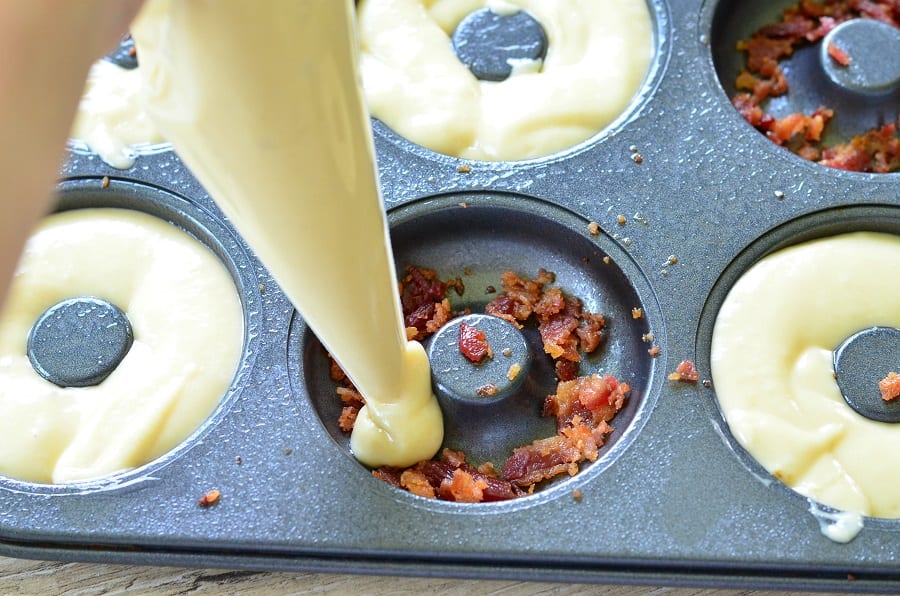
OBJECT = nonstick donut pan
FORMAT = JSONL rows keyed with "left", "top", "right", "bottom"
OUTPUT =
{"left": 1, "top": 0, "right": 899, "bottom": 591}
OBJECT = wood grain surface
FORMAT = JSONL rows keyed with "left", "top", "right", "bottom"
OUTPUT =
{"left": 0, "top": 556, "right": 843, "bottom": 595}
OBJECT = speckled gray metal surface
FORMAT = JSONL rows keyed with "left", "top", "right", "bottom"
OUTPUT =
{"left": 1, "top": 0, "right": 898, "bottom": 591}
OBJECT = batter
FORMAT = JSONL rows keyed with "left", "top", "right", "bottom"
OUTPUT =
{"left": 358, "top": 0, "right": 654, "bottom": 160}
{"left": 131, "top": 0, "right": 443, "bottom": 468}
{"left": 711, "top": 232, "right": 900, "bottom": 522}
{"left": 0, "top": 209, "right": 243, "bottom": 484}
{"left": 70, "top": 59, "right": 166, "bottom": 169}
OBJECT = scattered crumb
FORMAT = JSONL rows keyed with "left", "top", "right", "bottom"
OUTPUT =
{"left": 198, "top": 489, "right": 221, "bottom": 508}
{"left": 235, "top": 456, "right": 242, "bottom": 465}
{"left": 476, "top": 383, "right": 499, "bottom": 397}
{"left": 647, "top": 345, "right": 660, "bottom": 357}
{"left": 128, "top": 45, "right": 137, "bottom": 57}
{"left": 616, "top": 214, "right": 627, "bottom": 225}
{"left": 664, "top": 255, "right": 678, "bottom": 266}
{"left": 457, "top": 164, "right": 472, "bottom": 174}
{"left": 502, "top": 347, "right": 512, "bottom": 357}
{"left": 284, "top": 448, "right": 293, "bottom": 456}
{"left": 622, "top": 237, "right": 632, "bottom": 246}
{"left": 668, "top": 360, "right": 700, "bottom": 382}
{"left": 879, "top": 372, "right": 900, "bottom": 401}
{"left": 458, "top": 202, "right": 468, "bottom": 208}
{"left": 507, "top": 363, "right": 522, "bottom": 381}
{"left": 702, "top": 379, "right": 712, "bottom": 389}
{"left": 101, "top": 176, "right": 110, "bottom": 189}
{"left": 259, "top": 283, "right": 266, "bottom": 293}
{"left": 642, "top": 331, "right": 655, "bottom": 343}
{"left": 631, "top": 153, "right": 644, "bottom": 164}
{"left": 602, "top": 256, "right": 611, "bottom": 264}
{"left": 572, "top": 488, "right": 583, "bottom": 501}
{"left": 485, "top": 285, "right": 496, "bottom": 294}
{"left": 774, "top": 190, "right": 785, "bottom": 200}
{"left": 661, "top": 269, "right": 669, "bottom": 277}
{"left": 631, "top": 307, "right": 643, "bottom": 319}
{"left": 633, "top": 213, "right": 650, "bottom": 226}
{"left": 464, "top": 267, "right": 472, "bottom": 276}
{"left": 588, "top": 221, "right": 600, "bottom": 235}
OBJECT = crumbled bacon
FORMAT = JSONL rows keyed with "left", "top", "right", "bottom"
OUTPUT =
{"left": 879, "top": 371, "right": 900, "bottom": 401}
{"left": 820, "top": 123, "right": 900, "bottom": 172}
{"left": 827, "top": 41, "right": 852, "bottom": 65}
{"left": 337, "top": 267, "right": 629, "bottom": 501}
{"left": 459, "top": 321, "right": 491, "bottom": 363}
{"left": 400, "top": 266, "right": 446, "bottom": 315}
{"left": 488, "top": 270, "right": 605, "bottom": 362}
{"left": 668, "top": 360, "right": 700, "bottom": 382}
{"left": 374, "top": 449, "right": 525, "bottom": 502}
{"left": 543, "top": 374, "right": 629, "bottom": 431}
{"left": 400, "top": 469, "right": 436, "bottom": 499}
{"left": 198, "top": 489, "right": 220, "bottom": 508}
{"left": 732, "top": 0, "right": 899, "bottom": 172}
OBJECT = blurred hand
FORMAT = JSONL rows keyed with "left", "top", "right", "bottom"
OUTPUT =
{"left": 0, "top": 0, "right": 144, "bottom": 310}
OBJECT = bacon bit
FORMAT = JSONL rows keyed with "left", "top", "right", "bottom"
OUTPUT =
{"left": 476, "top": 383, "right": 499, "bottom": 397}
{"left": 101, "top": 176, "right": 110, "bottom": 189}
{"left": 401, "top": 469, "right": 436, "bottom": 498}
{"left": 647, "top": 345, "right": 660, "bottom": 357}
{"left": 631, "top": 307, "right": 643, "bottom": 319}
{"left": 668, "top": 360, "right": 700, "bottom": 382}
{"left": 555, "top": 359, "right": 579, "bottom": 382}
{"left": 827, "top": 41, "right": 851, "bottom": 66}
{"left": 338, "top": 406, "right": 359, "bottom": 432}
{"left": 198, "top": 489, "right": 220, "bottom": 508}
{"left": 457, "top": 164, "right": 471, "bottom": 174}
{"left": 459, "top": 322, "right": 492, "bottom": 363}
{"left": 879, "top": 372, "right": 900, "bottom": 401}
{"left": 588, "top": 221, "right": 600, "bottom": 235}
{"left": 507, "top": 362, "right": 521, "bottom": 381}
{"left": 442, "top": 469, "right": 488, "bottom": 503}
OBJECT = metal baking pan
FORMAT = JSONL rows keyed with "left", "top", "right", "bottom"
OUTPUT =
{"left": 1, "top": 0, "right": 898, "bottom": 591}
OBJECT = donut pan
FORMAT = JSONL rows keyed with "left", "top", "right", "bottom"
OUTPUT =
{"left": 1, "top": 0, "right": 899, "bottom": 591}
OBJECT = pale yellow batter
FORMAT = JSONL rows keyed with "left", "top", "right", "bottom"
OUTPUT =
{"left": 70, "top": 59, "right": 166, "bottom": 169}
{"left": 131, "top": 0, "right": 443, "bottom": 468}
{"left": 0, "top": 209, "right": 243, "bottom": 484}
{"left": 711, "top": 232, "right": 900, "bottom": 522}
{"left": 358, "top": 0, "right": 654, "bottom": 160}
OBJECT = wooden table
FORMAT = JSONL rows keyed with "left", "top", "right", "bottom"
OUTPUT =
{"left": 0, "top": 556, "right": 837, "bottom": 594}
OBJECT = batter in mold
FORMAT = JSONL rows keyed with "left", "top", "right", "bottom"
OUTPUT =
{"left": 358, "top": 0, "right": 654, "bottom": 160}
{"left": 131, "top": 0, "right": 443, "bottom": 468}
{"left": 0, "top": 208, "right": 243, "bottom": 484}
{"left": 70, "top": 58, "right": 165, "bottom": 169}
{"left": 711, "top": 232, "right": 900, "bottom": 525}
